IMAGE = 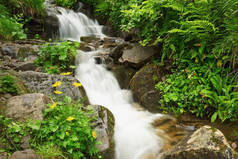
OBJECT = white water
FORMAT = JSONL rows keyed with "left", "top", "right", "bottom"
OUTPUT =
{"left": 75, "top": 52, "right": 164, "bottom": 159}
{"left": 56, "top": 7, "right": 105, "bottom": 41}
{"left": 53, "top": 6, "right": 165, "bottom": 159}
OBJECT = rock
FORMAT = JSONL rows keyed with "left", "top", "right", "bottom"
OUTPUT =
{"left": 10, "top": 149, "right": 39, "bottom": 159}
{"left": 6, "top": 93, "right": 50, "bottom": 122}
{"left": 110, "top": 65, "right": 136, "bottom": 89}
{"left": 4, "top": 94, "right": 12, "bottom": 99}
{"left": 19, "top": 71, "right": 87, "bottom": 100}
{"left": 80, "top": 36, "right": 100, "bottom": 43}
{"left": 0, "top": 43, "right": 19, "bottom": 59}
{"left": 119, "top": 43, "right": 160, "bottom": 67}
{"left": 15, "top": 61, "right": 36, "bottom": 71}
{"left": 0, "top": 42, "right": 40, "bottom": 61}
{"left": 0, "top": 152, "right": 7, "bottom": 159}
{"left": 78, "top": 42, "right": 95, "bottom": 52}
{"left": 161, "top": 126, "right": 238, "bottom": 159}
{"left": 109, "top": 43, "right": 129, "bottom": 61}
{"left": 91, "top": 105, "right": 115, "bottom": 159}
{"left": 129, "top": 64, "right": 169, "bottom": 112}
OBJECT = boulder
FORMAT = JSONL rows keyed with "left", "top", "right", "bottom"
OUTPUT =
{"left": 0, "top": 42, "right": 40, "bottom": 61}
{"left": 15, "top": 61, "right": 36, "bottom": 71}
{"left": 91, "top": 105, "right": 115, "bottom": 159}
{"left": 6, "top": 93, "right": 50, "bottom": 122}
{"left": 109, "top": 43, "right": 129, "bottom": 61}
{"left": 119, "top": 43, "right": 160, "bottom": 68}
{"left": 129, "top": 64, "right": 169, "bottom": 112}
{"left": 10, "top": 149, "right": 39, "bottom": 159}
{"left": 161, "top": 126, "right": 238, "bottom": 159}
{"left": 80, "top": 36, "right": 100, "bottom": 43}
{"left": 19, "top": 71, "right": 87, "bottom": 100}
{"left": 110, "top": 64, "right": 136, "bottom": 89}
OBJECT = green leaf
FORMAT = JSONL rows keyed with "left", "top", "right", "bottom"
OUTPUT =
{"left": 211, "top": 112, "right": 218, "bottom": 122}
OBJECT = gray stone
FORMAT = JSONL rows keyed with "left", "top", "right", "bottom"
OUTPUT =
{"left": 6, "top": 93, "right": 50, "bottom": 122}
{"left": 19, "top": 71, "right": 87, "bottom": 100}
{"left": 129, "top": 64, "right": 169, "bottom": 112}
{"left": 0, "top": 44, "right": 19, "bottom": 59}
{"left": 161, "top": 126, "right": 238, "bottom": 159}
{"left": 119, "top": 43, "right": 159, "bottom": 67}
{"left": 91, "top": 105, "right": 115, "bottom": 159}
{"left": 15, "top": 61, "right": 36, "bottom": 71}
{"left": 10, "top": 149, "right": 39, "bottom": 159}
{"left": 110, "top": 64, "right": 136, "bottom": 89}
{"left": 109, "top": 43, "right": 129, "bottom": 61}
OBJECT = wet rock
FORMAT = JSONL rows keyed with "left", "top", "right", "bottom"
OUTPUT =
{"left": 119, "top": 43, "right": 160, "bottom": 68}
{"left": 129, "top": 64, "right": 169, "bottom": 112}
{"left": 91, "top": 105, "right": 115, "bottom": 159}
{"left": 110, "top": 64, "right": 136, "bottom": 89}
{"left": 80, "top": 36, "right": 100, "bottom": 43}
{"left": 78, "top": 42, "right": 95, "bottom": 52}
{"left": 19, "top": 71, "right": 87, "bottom": 100}
{"left": 10, "top": 149, "right": 39, "bottom": 159}
{"left": 161, "top": 125, "right": 238, "bottom": 159}
{"left": 109, "top": 43, "right": 129, "bottom": 61}
{"left": 6, "top": 93, "right": 50, "bottom": 122}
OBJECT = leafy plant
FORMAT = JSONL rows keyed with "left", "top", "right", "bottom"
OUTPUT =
{"left": 31, "top": 96, "right": 99, "bottom": 159}
{"left": 0, "top": 75, "right": 19, "bottom": 94}
{"left": 156, "top": 56, "right": 238, "bottom": 122}
{"left": 35, "top": 42, "right": 79, "bottom": 74}
{"left": 0, "top": 115, "right": 28, "bottom": 152}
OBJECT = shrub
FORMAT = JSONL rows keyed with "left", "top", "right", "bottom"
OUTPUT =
{"left": 35, "top": 42, "right": 79, "bottom": 74}
{"left": 0, "top": 96, "right": 100, "bottom": 158}
{"left": 156, "top": 57, "right": 238, "bottom": 122}
{"left": 0, "top": 75, "right": 19, "bottom": 94}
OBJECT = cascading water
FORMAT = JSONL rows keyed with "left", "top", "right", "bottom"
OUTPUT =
{"left": 51, "top": 4, "right": 166, "bottom": 158}
{"left": 75, "top": 51, "right": 165, "bottom": 159}
{"left": 56, "top": 8, "right": 105, "bottom": 41}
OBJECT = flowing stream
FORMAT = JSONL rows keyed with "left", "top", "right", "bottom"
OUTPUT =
{"left": 52, "top": 5, "right": 165, "bottom": 159}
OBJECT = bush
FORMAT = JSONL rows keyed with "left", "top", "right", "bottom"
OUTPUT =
{"left": 35, "top": 42, "right": 79, "bottom": 74}
{"left": 0, "top": 75, "right": 19, "bottom": 94}
{"left": 0, "top": 96, "right": 100, "bottom": 159}
{"left": 0, "top": 4, "right": 26, "bottom": 40}
{"left": 156, "top": 56, "right": 238, "bottom": 122}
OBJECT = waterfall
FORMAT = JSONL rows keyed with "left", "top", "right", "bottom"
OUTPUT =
{"left": 56, "top": 7, "right": 105, "bottom": 41}
{"left": 51, "top": 5, "right": 165, "bottom": 159}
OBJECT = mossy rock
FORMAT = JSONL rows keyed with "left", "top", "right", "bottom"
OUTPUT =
{"left": 129, "top": 64, "right": 170, "bottom": 112}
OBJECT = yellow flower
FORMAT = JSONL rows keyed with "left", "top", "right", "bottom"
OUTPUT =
{"left": 73, "top": 82, "right": 82, "bottom": 87}
{"left": 60, "top": 72, "right": 71, "bottom": 76}
{"left": 52, "top": 81, "right": 62, "bottom": 87}
{"left": 50, "top": 102, "right": 57, "bottom": 109}
{"left": 54, "top": 90, "right": 62, "bottom": 95}
{"left": 92, "top": 131, "right": 97, "bottom": 139}
{"left": 66, "top": 116, "right": 75, "bottom": 122}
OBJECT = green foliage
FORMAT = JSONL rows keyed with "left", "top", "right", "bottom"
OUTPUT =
{"left": 0, "top": 116, "right": 28, "bottom": 151}
{"left": 35, "top": 42, "right": 79, "bottom": 74}
{"left": 31, "top": 97, "right": 99, "bottom": 158}
{"left": 0, "top": 4, "right": 27, "bottom": 40}
{"left": 0, "top": 75, "right": 19, "bottom": 94}
{"left": 55, "top": 0, "right": 78, "bottom": 8}
{"left": 0, "top": 96, "right": 100, "bottom": 158}
{"left": 156, "top": 56, "right": 238, "bottom": 122}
